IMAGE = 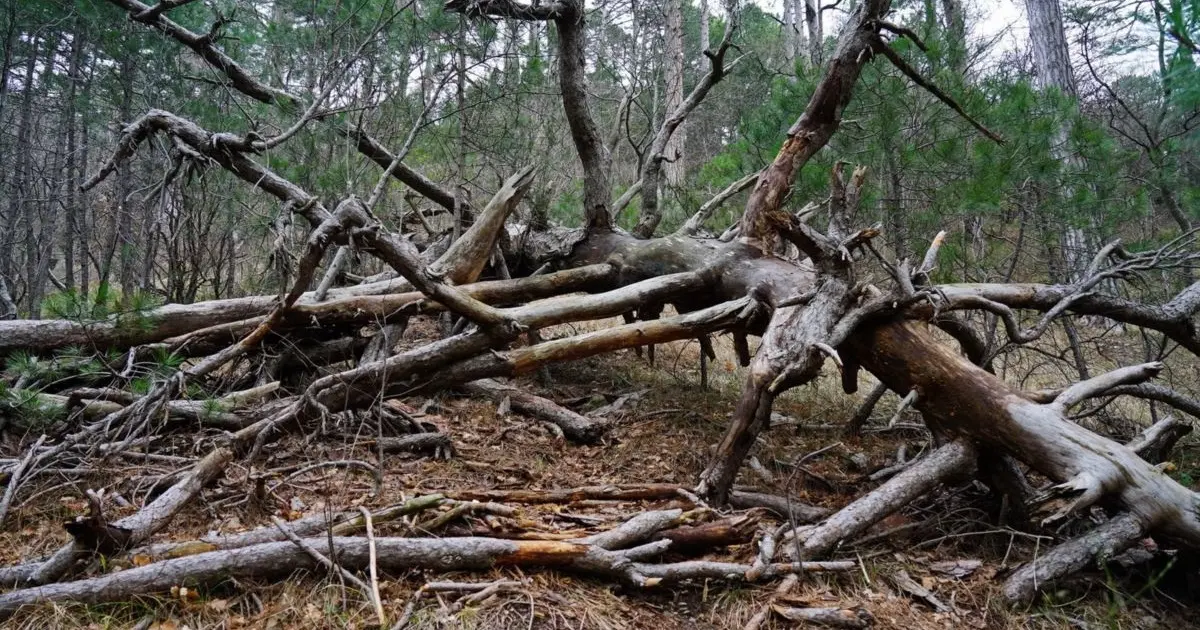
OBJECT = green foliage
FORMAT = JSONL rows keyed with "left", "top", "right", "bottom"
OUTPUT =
{"left": 0, "top": 0, "right": 1193, "bottom": 310}
{"left": 41, "top": 284, "right": 163, "bottom": 334}
{"left": 0, "top": 386, "right": 66, "bottom": 430}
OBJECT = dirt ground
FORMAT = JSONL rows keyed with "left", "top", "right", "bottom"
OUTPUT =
{"left": 2, "top": 318, "right": 1198, "bottom": 629}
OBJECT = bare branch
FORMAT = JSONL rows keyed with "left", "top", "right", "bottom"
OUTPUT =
{"left": 633, "top": 1, "right": 741, "bottom": 237}
{"left": 106, "top": 0, "right": 461, "bottom": 212}
{"left": 1052, "top": 362, "right": 1165, "bottom": 412}
{"left": 871, "top": 39, "right": 1005, "bottom": 144}
{"left": 678, "top": 171, "right": 761, "bottom": 236}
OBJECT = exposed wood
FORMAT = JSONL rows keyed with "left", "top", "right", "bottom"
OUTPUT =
{"left": 651, "top": 514, "right": 759, "bottom": 553}
{"left": 739, "top": 0, "right": 890, "bottom": 243}
{"left": 0, "top": 534, "right": 855, "bottom": 615}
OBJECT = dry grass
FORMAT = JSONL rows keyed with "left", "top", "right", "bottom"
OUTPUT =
{"left": 2, "top": 315, "right": 1198, "bottom": 629}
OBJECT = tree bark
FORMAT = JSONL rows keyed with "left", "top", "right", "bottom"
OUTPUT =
{"left": 663, "top": 0, "right": 686, "bottom": 189}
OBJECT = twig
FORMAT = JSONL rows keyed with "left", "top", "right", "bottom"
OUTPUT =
{"left": 888, "top": 389, "right": 919, "bottom": 427}
{"left": 0, "top": 435, "right": 46, "bottom": 526}
{"left": 358, "top": 507, "right": 386, "bottom": 627}
{"left": 872, "top": 39, "right": 1005, "bottom": 144}
{"left": 271, "top": 516, "right": 378, "bottom": 611}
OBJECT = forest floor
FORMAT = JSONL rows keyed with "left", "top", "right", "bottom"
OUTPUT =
{"left": 2, "top": 317, "right": 1198, "bottom": 629}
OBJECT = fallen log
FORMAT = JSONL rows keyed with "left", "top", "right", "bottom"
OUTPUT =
{"left": 25, "top": 447, "right": 232, "bottom": 586}
{"left": 771, "top": 604, "right": 875, "bottom": 628}
{"left": 798, "top": 440, "right": 976, "bottom": 559}
{"left": 446, "top": 484, "right": 691, "bottom": 504}
{"left": 0, "top": 263, "right": 616, "bottom": 359}
{"left": 459, "top": 378, "right": 606, "bottom": 443}
{"left": 728, "top": 490, "right": 831, "bottom": 524}
{"left": 1003, "top": 512, "right": 1145, "bottom": 604}
{"left": 0, "top": 535, "right": 856, "bottom": 616}
{"left": 136, "top": 493, "right": 447, "bottom": 562}
{"left": 652, "top": 513, "right": 759, "bottom": 553}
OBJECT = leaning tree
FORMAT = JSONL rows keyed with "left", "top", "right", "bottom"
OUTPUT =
{"left": 0, "top": 0, "right": 1198, "bottom": 615}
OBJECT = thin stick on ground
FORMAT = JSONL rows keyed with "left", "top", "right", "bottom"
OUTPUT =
{"left": 271, "top": 516, "right": 380, "bottom": 614}
{"left": 358, "top": 507, "right": 387, "bottom": 627}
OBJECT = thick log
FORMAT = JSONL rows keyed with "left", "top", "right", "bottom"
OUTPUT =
{"left": 800, "top": 440, "right": 976, "bottom": 558}
{"left": 845, "top": 322, "right": 1200, "bottom": 547}
{"left": 0, "top": 537, "right": 589, "bottom": 616}
{"left": 374, "top": 433, "right": 452, "bottom": 455}
{"left": 0, "top": 263, "right": 615, "bottom": 358}
{"left": 134, "top": 494, "right": 447, "bottom": 562}
{"left": 1003, "top": 512, "right": 1145, "bottom": 604}
{"left": 0, "top": 535, "right": 855, "bottom": 615}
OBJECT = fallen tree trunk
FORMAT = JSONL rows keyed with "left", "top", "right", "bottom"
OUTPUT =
{"left": 799, "top": 440, "right": 976, "bottom": 558}
{"left": 0, "top": 0, "right": 1190, "bottom": 616}
{"left": 0, "top": 536, "right": 855, "bottom": 616}
{"left": 844, "top": 322, "right": 1200, "bottom": 548}
{"left": 1002, "top": 512, "right": 1145, "bottom": 604}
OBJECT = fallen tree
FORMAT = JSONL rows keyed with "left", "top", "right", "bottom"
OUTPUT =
{"left": 0, "top": 0, "right": 1198, "bottom": 618}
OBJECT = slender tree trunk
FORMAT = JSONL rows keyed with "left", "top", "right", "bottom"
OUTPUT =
{"left": 27, "top": 34, "right": 64, "bottom": 318}
{"left": 1024, "top": 0, "right": 1094, "bottom": 283}
{"left": 940, "top": 0, "right": 966, "bottom": 74}
{"left": 116, "top": 37, "right": 139, "bottom": 303}
{"left": 79, "top": 72, "right": 93, "bottom": 298}
{"left": 783, "top": 0, "right": 796, "bottom": 67}
{"left": 884, "top": 142, "right": 907, "bottom": 262}
{"left": 805, "top": 0, "right": 823, "bottom": 65}
{"left": 99, "top": 37, "right": 138, "bottom": 302}
{"left": 6, "top": 36, "right": 41, "bottom": 315}
{"left": 62, "top": 28, "right": 85, "bottom": 292}
{"left": 455, "top": 15, "right": 468, "bottom": 242}
{"left": 0, "top": 17, "right": 14, "bottom": 299}
{"left": 700, "top": 0, "right": 710, "bottom": 53}
{"left": 663, "top": 0, "right": 686, "bottom": 188}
